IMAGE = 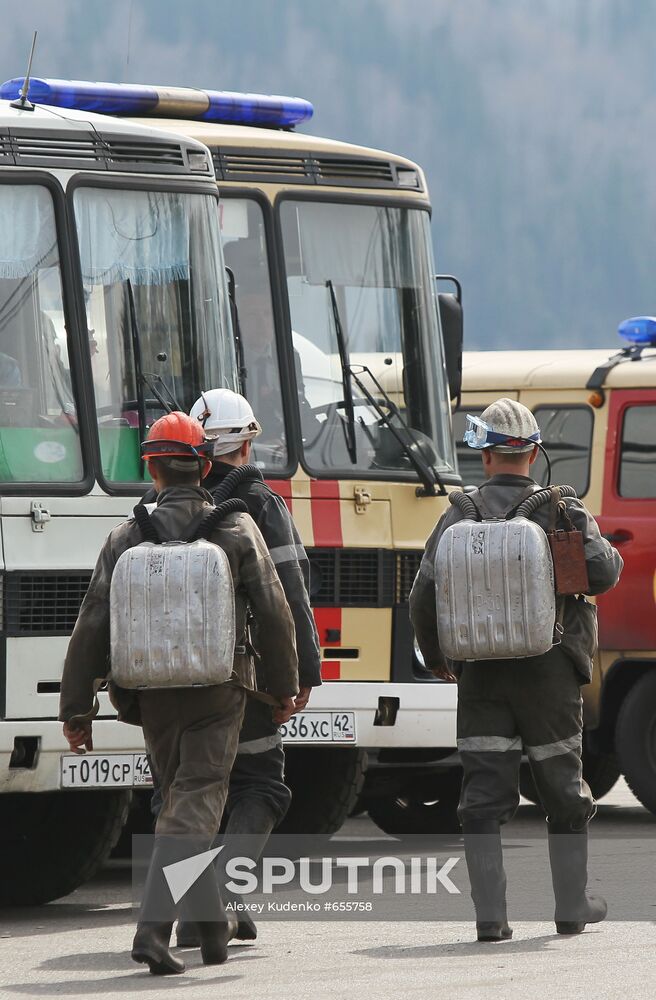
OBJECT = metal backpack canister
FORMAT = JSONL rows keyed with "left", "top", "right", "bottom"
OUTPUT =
{"left": 434, "top": 486, "right": 578, "bottom": 661}
{"left": 110, "top": 500, "right": 245, "bottom": 689}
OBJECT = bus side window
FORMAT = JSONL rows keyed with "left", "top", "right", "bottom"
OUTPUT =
{"left": 532, "top": 405, "right": 593, "bottom": 496}
{"left": 452, "top": 407, "right": 486, "bottom": 487}
{"left": 619, "top": 405, "right": 656, "bottom": 498}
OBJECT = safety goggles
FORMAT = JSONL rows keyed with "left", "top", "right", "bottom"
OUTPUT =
{"left": 463, "top": 413, "right": 541, "bottom": 450}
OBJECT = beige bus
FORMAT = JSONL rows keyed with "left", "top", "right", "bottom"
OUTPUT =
{"left": 459, "top": 336, "right": 656, "bottom": 812}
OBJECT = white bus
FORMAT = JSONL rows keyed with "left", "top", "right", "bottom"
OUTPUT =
{"left": 0, "top": 91, "right": 237, "bottom": 903}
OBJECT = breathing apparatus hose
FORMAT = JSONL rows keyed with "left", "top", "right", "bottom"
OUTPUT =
{"left": 210, "top": 464, "right": 263, "bottom": 505}
{"left": 514, "top": 485, "right": 577, "bottom": 519}
{"left": 448, "top": 491, "right": 481, "bottom": 521}
{"left": 449, "top": 484, "right": 578, "bottom": 522}
{"left": 194, "top": 497, "right": 249, "bottom": 539}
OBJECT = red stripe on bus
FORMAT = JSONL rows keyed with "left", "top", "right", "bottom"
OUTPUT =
{"left": 310, "top": 479, "right": 343, "bottom": 547}
{"left": 313, "top": 606, "right": 342, "bottom": 681}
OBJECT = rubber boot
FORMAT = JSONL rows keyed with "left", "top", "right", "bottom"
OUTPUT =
{"left": 224, "top": 798, "right": 280, "bottom": 940}
{"left": 132, "top": 838, "right": 185, "bottom": 975}
{"left": 462, "top": 823, "right": 513, "bottom": 942}
{"left": 177, "top": 798, "right": 278, "bottom": 946}
{"left": 548, "top": 825, "right": 607, "bottom": 934}
{"left": 182, "top": 847, "right": 234, "bottom": 966}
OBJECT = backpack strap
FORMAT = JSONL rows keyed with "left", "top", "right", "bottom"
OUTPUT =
{"left": 503, "top": 484, "right": 544, "bottom": 520}
{"left": 132, "top": 503, "right": 162, "bottom": 544}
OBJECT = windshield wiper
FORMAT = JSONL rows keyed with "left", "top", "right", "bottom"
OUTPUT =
{"left": 326, "top": 279, "right": 357, "bottom": 464}
{"left": 141, "top": 371, "right": 181, "bottom": 413}
{"left": 126, "top": 279, "right": 148, "bottom": 454}
{"left": 126, "top": 280, "right": 182, "bottom": 426}
{"left": 347, "top": 363, "right": 445, "bottom": 497}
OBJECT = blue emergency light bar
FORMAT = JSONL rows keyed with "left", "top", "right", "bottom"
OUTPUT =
{"left": 0, "top": 77, "right": 314, "bottom": 128}
{"left": 618, "top": 316, "right": 656, "bottom": 347}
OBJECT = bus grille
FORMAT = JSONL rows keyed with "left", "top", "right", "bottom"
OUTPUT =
{"left": 308, "top": 549, "right": 420, "bottom": 608}
{"left": 3, "top": 572, "right": 92, "bottom": 636}
{"left": 0, "top": 129, "right": 195, "bottom": 174}
{"left": 212, "top": 149, "right": 412, "bottom": 189}
{"left": 0, "top": 550, "right": 425, "bottom": 636}
{"left": 395, "top": 551, "right": 423, "bottom": 605}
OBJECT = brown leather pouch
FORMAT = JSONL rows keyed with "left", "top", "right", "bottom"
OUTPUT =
{"left": 547, "top": 486, "right": 590, "bottom": 596}
{"left": 548, "top": 529, "right": 589, "bottom": 595}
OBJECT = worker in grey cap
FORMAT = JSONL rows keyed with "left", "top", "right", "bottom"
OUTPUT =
{"left": 410, "top": 398, "right": 623, "bottom": 942}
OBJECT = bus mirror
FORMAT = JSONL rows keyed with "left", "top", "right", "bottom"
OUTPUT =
{"left": 436, "top": 275, "right": 463, "bottom": 403}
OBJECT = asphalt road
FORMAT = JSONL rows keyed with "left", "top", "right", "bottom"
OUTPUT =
{"left": 1, "top": 780, "right": 654, "bottom": 1000}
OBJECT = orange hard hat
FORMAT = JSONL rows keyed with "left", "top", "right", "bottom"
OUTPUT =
{"left": 141, "top": 411, "right": 211, "bottom": 477}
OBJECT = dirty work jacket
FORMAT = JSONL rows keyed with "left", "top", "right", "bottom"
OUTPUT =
{"left": 58, "top": 485, "right": 299, "bottom": 727}
{"left": 205, "top": 462, "right": 322, "bottom": 690}
{"left": 409, "top": 474, "right": 624, "bottom": 684}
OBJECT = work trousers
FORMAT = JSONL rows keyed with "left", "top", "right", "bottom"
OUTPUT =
{"left": 456, "top": 647, "right": 595, "bottom": 832}
{"left": 138, "top": 684, "right": 246, "bottom": 840}
{"left": 227, "top": 698, "right": 292, "bottom": 825}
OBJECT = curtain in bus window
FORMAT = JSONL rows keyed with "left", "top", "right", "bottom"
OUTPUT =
{"left": 0, "top": 184, "right": 83, "bottom": 483}
{"left": 75, "top": 189, "right": 190, "bottom": 286}
{"left": 295, "top": 203, "right": 415, "bottom": 288}
{"left": 0, "top": 185, "right": 57, "bottom": 278}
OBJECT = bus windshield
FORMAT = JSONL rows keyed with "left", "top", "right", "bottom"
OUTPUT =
{"left": 0, "top": 182, "right": 84, "bottom": 484}
{"left": 280, "top": 200, "right": 455, "bottom": 478}
{"left": 73, "top": 186, "right": 235, "bottom": 483}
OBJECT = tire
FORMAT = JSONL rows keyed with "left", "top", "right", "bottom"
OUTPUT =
{"left": 0, "top": 789, "right": 130, "bottom": 905}
{"left": 367, "top": 768, "right": 462, "bottom": 835}
{"left": 615, "top": 670, "right": 656, "bottom": 814}
{"left": 519, "top": 735, "right": 621, "bottom": 806}
{"left": 276, "top": 746, "right": 367, "bottom": 835}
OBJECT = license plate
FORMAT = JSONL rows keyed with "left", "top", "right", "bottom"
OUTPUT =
{"left": 60, "top": 752, "right": 153, "bottom": 788}
{"left": 280, "top": 711, "right": 356, "bottom": 743}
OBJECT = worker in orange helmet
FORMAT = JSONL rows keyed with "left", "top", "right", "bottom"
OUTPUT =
{"left": 59, "top": 412, "right": 299, "bottom": 976}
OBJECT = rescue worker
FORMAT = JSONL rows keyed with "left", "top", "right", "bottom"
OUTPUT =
{"left": 168, "top": 388, "right": 322, "bottom": 945}
{"left": 409, "top": 398, "right": 623, "bottom": 942}
{"left": 59, "top": 412, "right": 299, "bottom": 975}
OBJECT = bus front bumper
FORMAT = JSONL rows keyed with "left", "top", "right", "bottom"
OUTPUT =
{"left": 0, "top": 682, "right": 457, "bottom": 793}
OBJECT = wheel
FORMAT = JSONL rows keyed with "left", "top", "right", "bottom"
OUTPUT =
{"left": 519, "top": 734, "right": 621, "bottom": 806}
{"left": 0, "top": 789, "right": 130, "bottom": 905}
{"left": 615, "top": 670, "right": 656, "bottom": 814}
{"left": 276, "top": 747, "right": 367, "bottom": 835}
{"left": 366, "top": 768, "right": 462, "bottom": 835}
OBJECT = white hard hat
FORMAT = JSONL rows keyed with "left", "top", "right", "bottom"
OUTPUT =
{"left": 190, "top": 388, "right": 262, "bottom": 457}
{"left": 464, "top": 398, "right": 541, "bottom": 453}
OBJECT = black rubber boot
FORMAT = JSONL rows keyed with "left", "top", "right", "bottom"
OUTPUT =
{"left": 132, "top": 923, "right": 185, "bottom": 975}
{"left": 132, "top": 839, "right": 185, "bottom": 975}
{"left": 183, "top": 855, "right": 234, "bottom": 966}
{"left": 548, "top": 825, "right": 607, "bottom": 934}
{"left": 222, "top": 798, "right": 279, "bottom": 941}
{"left": 462, "top": 823, "right": 513, "bottom": 943}
{"left": 176, "top": 798, "right": 279, "bottom": 946}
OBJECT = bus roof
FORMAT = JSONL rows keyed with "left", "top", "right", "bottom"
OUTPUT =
{"left": 0, "top": 100, "right": 215, "bottom": 176}
{"left": 0, "top": 98, "right": 198, "bottom": 139}
{"left": 127, "top": 117, "right": 426, "bottom": 192}
{"left": 128, "top": 116, "right": 414, "bottom": 161}
{"left": 462, "top": 349, "right": 656, "bottom": 391}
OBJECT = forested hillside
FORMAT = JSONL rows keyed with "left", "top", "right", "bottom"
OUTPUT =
{"left": 0, "top": 0, "right": 653, "bottom": 348}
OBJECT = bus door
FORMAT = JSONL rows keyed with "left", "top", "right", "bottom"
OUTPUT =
{"left": 596, "top": 388, "right": 656, "bottom": 650}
